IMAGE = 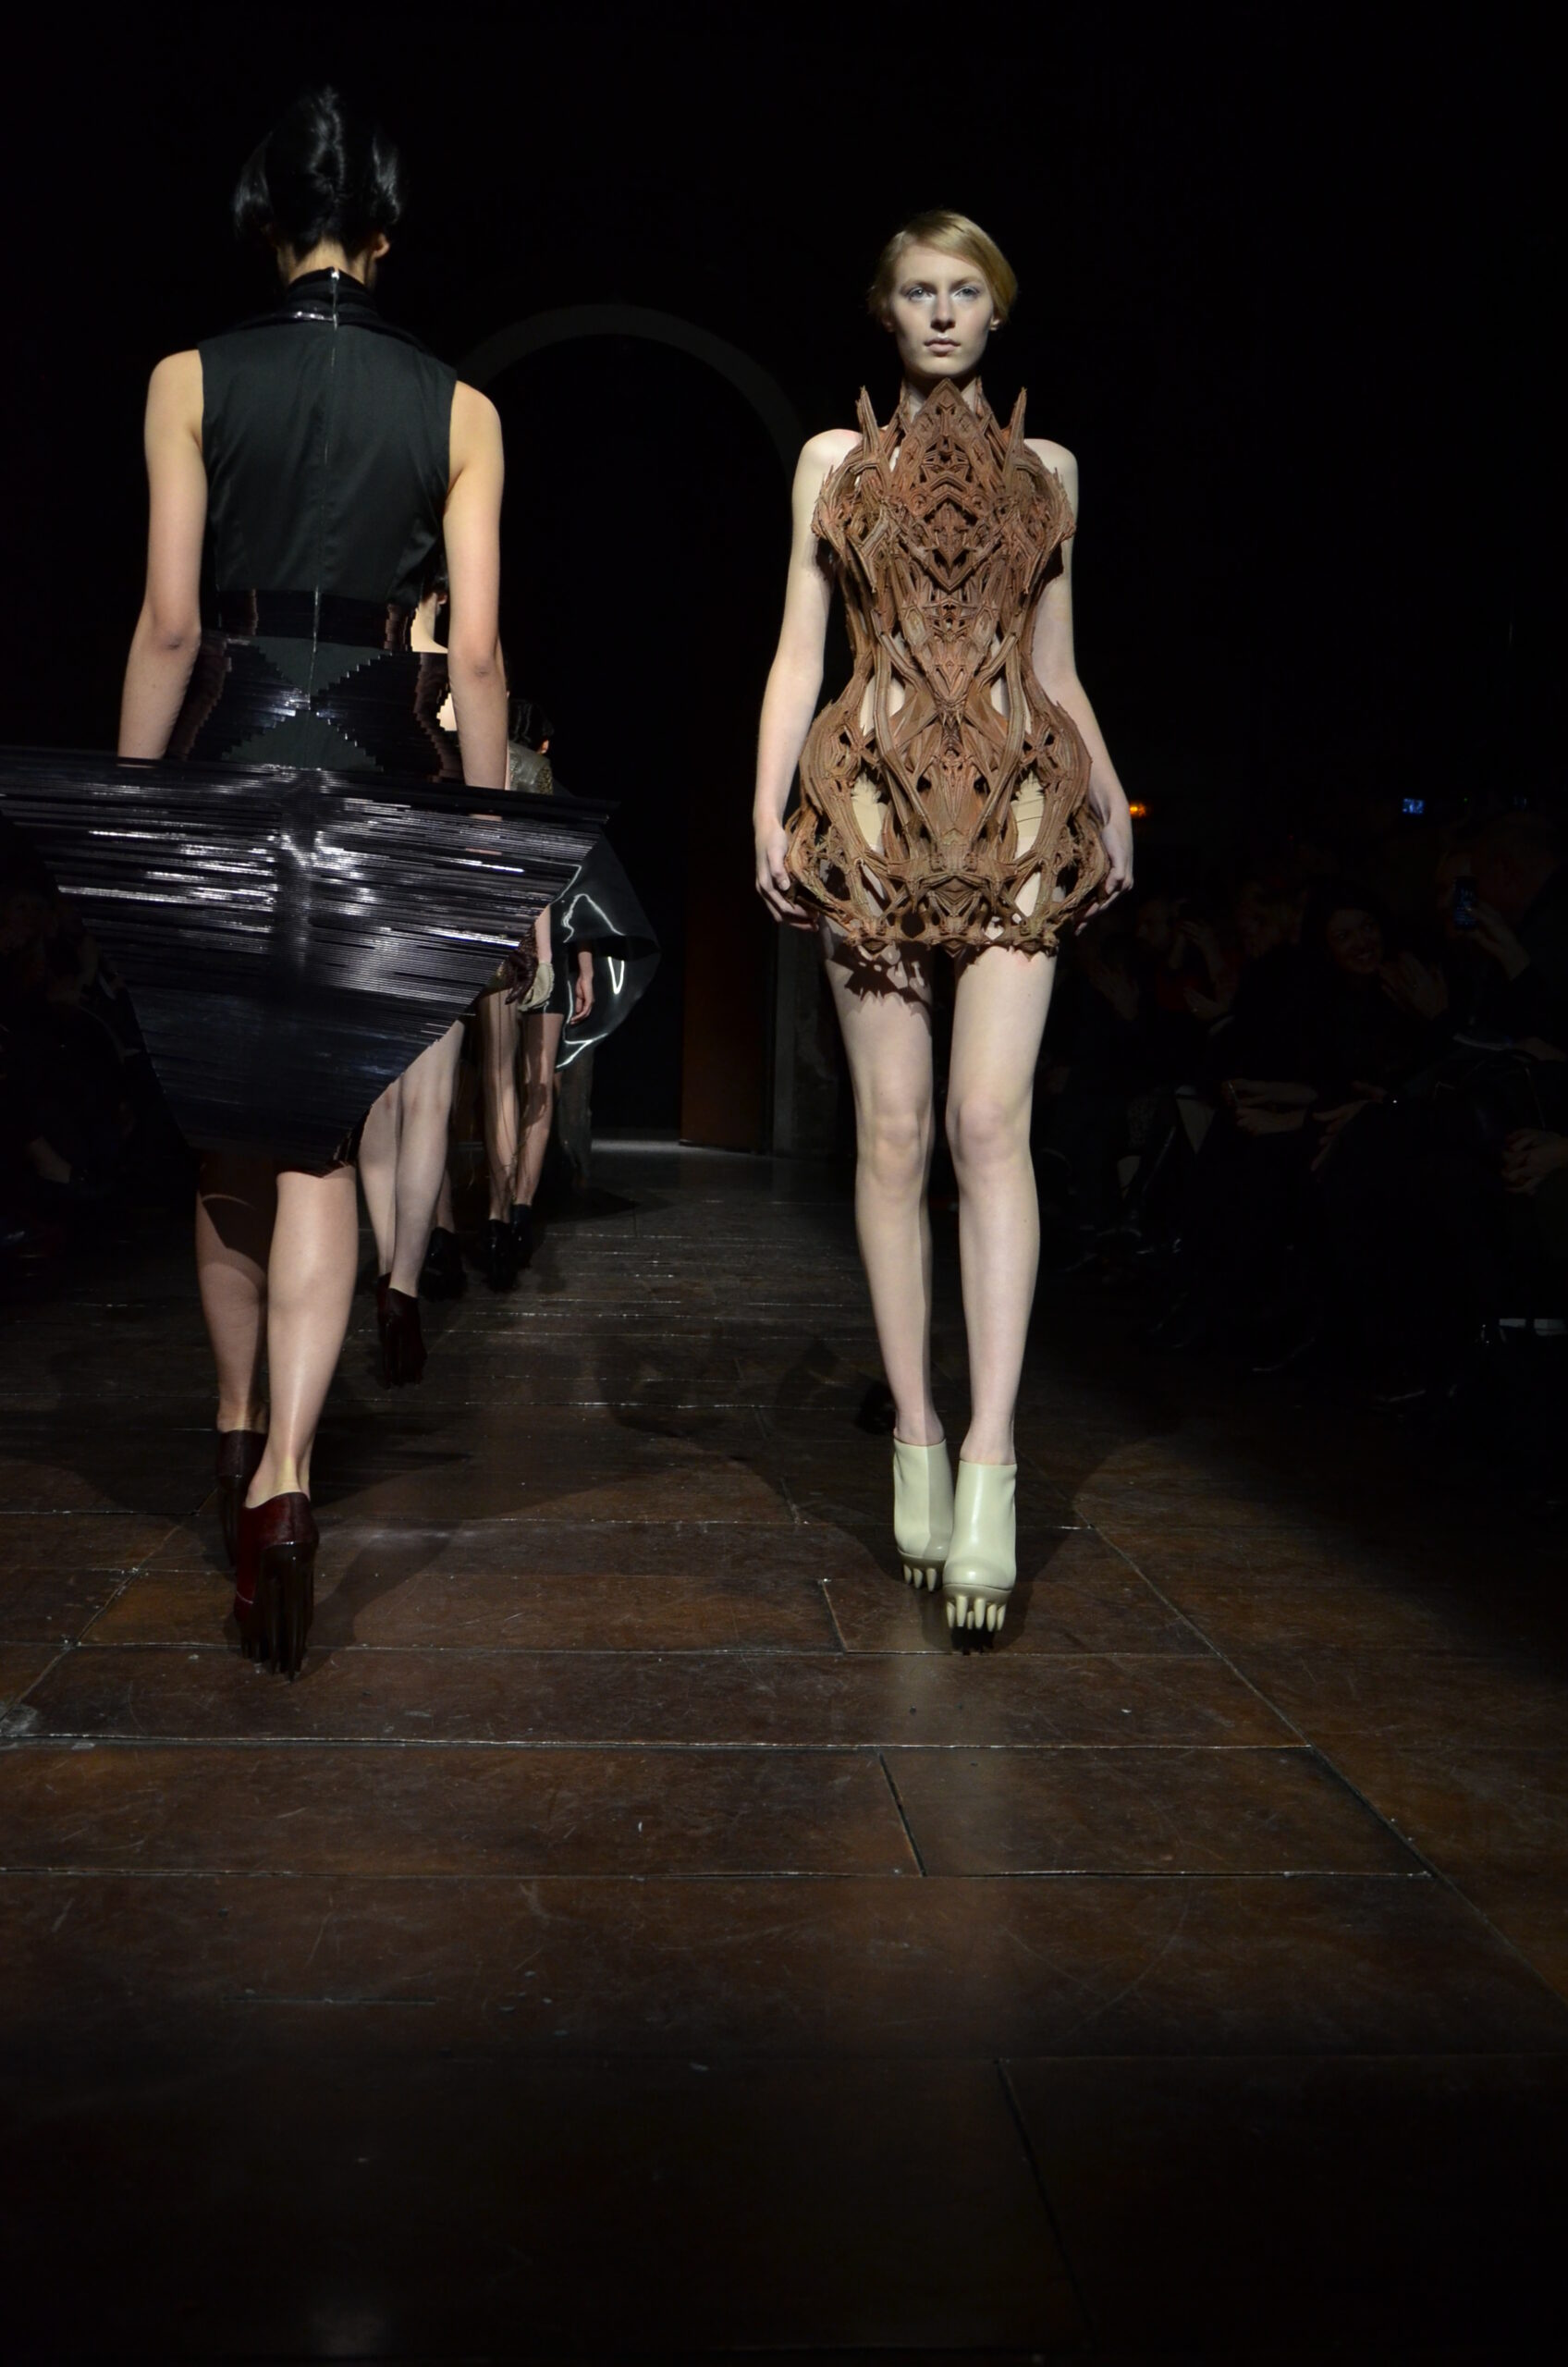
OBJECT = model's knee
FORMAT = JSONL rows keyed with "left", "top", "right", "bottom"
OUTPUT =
{"left": 947, "top": 1090, "right": 1024, "bottom": 1175}
{"left": 859, "top": 1103, "right": 929, "bottom": 1194}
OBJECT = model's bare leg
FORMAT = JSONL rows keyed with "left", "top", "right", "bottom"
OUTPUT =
{"left": 476, "top": 994, "right": 521, "bottom": 1221}
{"left": 357, "top": 1082, "right": 400, "bottom": 1278}
{"left": 947, "top": 947, "right": 1058, "bottom": 1465}
{"left": 434, "top": 1172, "right": 456, "bottom": 1233}
{"left": 513, "top": 1012, "right": 566, "bottom": 1209}
{"left": 247, "top": 1163, "right": 360, "bottom": 1503}
{"left": 386, "top": 1024, "right": 463, "bottom": 1294}
{"left": 824, "top": 937, "right": 940, "bottom": 1446}
{"left": 195, "top": 1155, "right": 276, "bottom": 1429}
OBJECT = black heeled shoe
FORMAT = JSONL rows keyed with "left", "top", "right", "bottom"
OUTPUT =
{"left": 380, "top": 1286, "right": 427, "bottom": 1386}
{"left": 234, "top": 1491, "right": 318, "bottom": 1679}
{"left": 509, "top": 1201, "right": 534, "bottom": 1269}
{"left": 484, "top": 1219, "right": 519, "bottom": 1291}
{"left": 420, "top": 1225, "right": 466, "bottom": 1299}
{"left": 214, "top": 1429, "right": 268, "bottom": 1566}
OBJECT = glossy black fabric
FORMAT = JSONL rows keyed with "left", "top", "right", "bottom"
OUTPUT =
{"left": 554, "top": 833, "right": 660, "bottom": 1071}
{"left": 201, "top": 269, "right": 453, "bottom": 616}
{"left": 0, "top": 750, "right": 604, "bottom": 1166}
{"left": 170, "top": 635, "right": 461, "bottom": 778}
{"left": 0, "top": 268, "right": 584, "bottom": 1165}
{"left": 178, "top": 272, "right": 460, "bottom": 784}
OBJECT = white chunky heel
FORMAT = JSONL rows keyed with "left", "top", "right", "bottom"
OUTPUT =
{"left": 892, "top": 1437, "right": 953, "bottom": 1591}
{"left": 942, "top": 1460, "right": 1017, "bottom": 1634}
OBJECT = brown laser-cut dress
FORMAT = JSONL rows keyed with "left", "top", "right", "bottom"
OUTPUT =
{"left": 786, "top": 379, "right": 1109, "bottom": 956}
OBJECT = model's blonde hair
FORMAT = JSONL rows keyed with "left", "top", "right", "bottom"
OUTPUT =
{"left": 867, "top": 210, "right": 1018, "bottom": 325}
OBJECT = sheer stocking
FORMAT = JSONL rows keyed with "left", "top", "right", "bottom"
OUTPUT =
{"left": 476, "top": 993, "right": 521, "bottom": 1220}
{"left": 356, "top": 1025, "right": 463, "bottom": 1292}
{"left": 248, "top": 1163, "right": 360, "bottom": 1503}
{"left": 515, "top": 1012, "right": 566, "bottom": 1208}
{"left": 195, "top": 1154, "right": 276, "bottom": 1431}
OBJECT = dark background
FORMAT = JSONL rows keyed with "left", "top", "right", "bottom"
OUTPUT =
{"left": 3, "top": 5, "right": 1556, "bottom": 1135}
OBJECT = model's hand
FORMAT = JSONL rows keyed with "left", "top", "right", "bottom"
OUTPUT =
{"left": 1236, "top": 1105, "right": 1308, "bottom": 1137}
{"left": 1470, "top": 901, "right": 1529, "bottom": 979}
{"left": 1078, "top": 941, "right": 1139, "bottom": 1022}
{"left": 1309, "top": 1091, "right": 1384, "bottom": 1171}
{"left": 755, "top": 820, "right": 814, "bottom": 930}
{"left": 1223, "top": 1079, "right": 1318, "bottom": 1110}
{"left": 1378, "top": 950, "right": 1448, "bottom": 1019}
{"left": 1501, "top": 1128, "right": 1568, "bottom": 1194}
{"left": 573, "top": 950, "right": 595, "bottom": 1023}
{"left": 1091, "top": 791, "right": 1134, "bottom": 910}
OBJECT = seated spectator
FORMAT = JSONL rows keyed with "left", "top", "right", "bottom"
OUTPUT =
{"left": 1441, "top": 809, "right": 1568, "bottom": 1048}
{"left": 1038, "top": 877, "right": 1223, "bottom": 1256}
{"left": 1155, "top": 883, "right": 1456, "bottom": 1360}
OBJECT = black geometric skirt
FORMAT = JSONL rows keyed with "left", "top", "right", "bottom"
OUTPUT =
{"left": 0, "top": 746, "right": 603, "bottom": 1167}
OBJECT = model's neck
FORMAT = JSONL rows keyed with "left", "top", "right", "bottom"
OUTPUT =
{"left": 283, "top": 243, "right": 371, "bottom": 287}
{"left": 900, "top": 369, "right": 984, "bottom": 418}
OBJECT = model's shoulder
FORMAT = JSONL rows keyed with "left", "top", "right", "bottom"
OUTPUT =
{"left": 149, "top": 348, "right": 202, "bottom": 394}
{"left": 801, "top": 426, "right": 862, "bottom": 470}
{"left": 145, "top": 349, "right": 203, "bottom": 430}
{"left": 1025, "top": 434, "right": 1077, "bottom": 480}
{"left": 452, "top": 380, "right": 500, "bottom": 430}
{"left": 793, "top": 429, "right": 861, "bottom": 506}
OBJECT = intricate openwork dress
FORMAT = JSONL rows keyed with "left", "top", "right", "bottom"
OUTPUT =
{"left": 786, "top": 380, "right": 1108, "bottom": 954}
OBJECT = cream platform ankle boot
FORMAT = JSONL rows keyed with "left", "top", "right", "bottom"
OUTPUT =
{"left": 942, "top": 1459, "right": 1017, "bottom": 1634}
{"left": 892, "top": 1437, "right": 954, "bottom": 1591}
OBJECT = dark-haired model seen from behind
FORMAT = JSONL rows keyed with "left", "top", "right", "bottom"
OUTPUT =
{"left": 117, "top": 91, "right": 510, "bottom": 1673}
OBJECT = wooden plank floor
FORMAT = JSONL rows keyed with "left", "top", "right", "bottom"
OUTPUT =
{"left": 3, "top": 1147, "right": 1566, "bottom": 2361}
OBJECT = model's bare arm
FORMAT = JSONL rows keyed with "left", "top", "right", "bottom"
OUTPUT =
{"left": 443, "top": 382, "right": 508, "bottom": 793}
{"left": 753, "top": 433, "right": 854, "bottom": 926}
{"left": 118, "top": 352, "right": 206, "bottom": 758}
{"left": 1029, "top": 446, "right": 1134, "bottom": 908}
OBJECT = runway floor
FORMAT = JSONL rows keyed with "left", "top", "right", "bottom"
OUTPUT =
{"left": 2, "top": 1147, "right": 1565, "bottom": 2361}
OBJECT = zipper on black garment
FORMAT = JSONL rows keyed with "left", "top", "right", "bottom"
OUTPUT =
{"left": 308, "top": 269, "right": 341, "bottom": 701}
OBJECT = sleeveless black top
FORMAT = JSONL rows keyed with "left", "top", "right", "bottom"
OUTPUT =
{"left": 170, "top": 268, "right": 461, "bottom": 778}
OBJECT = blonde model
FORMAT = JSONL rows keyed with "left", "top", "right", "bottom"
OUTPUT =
{"left": 754, "top": 211, "right": 1133, "bottom": 1636}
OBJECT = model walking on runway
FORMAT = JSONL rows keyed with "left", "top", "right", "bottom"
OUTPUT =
{"left": 114, "top": 92, "right": 522, "bottom": 1670}
{"left": 753, "top": 211, "right": 1133, "bottom": 1635}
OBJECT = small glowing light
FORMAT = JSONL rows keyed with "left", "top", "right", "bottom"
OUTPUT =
{"left": 1128, "top": 802, "right": 1149, "bottom": 820}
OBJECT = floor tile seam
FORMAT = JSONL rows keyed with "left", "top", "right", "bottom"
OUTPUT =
{"left": 0, "top": 1862, "right": 1455, "bottom": 1884}
{"left": 0, "top": 1511, "right": 191, "bottom": 1527}
{"left": 1090, "top": 1530, "right": 1336, "bottom": 1755}
{"left": 0, "top": 1736, "right": 910, "bottom": 1759}
{"left": 0, "top": 1862, "right": 1441, "bottom": 1883}
{"left": 6, "top": 1640, "right": 74, "bottom": 1714}
{"left": 3, "top": 1735, "right": 1330, "bottom": 1755}
{"left": 25, "top": 1643, "right": 1244, "bottom": 1664}
{"left": 874, "top": 1750, "right": 928, "bottom": 1875}
{"left": 71, "top": 1560, "right": 169, "bottom": 1651}
{"left": 993, "top": 2055, "right": 1099, "bottom": 2346}
{"left": 816, "top": 1576, "right": 851, "bottom": 1652}
{"left": 1276, "top": 1734, "right": 1568, "bottom": 2020}
{"left": 994, "top": 2046, "right": 1568, "bottom": 2067}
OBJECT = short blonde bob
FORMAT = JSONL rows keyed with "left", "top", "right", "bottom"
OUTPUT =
{"left": 867, "top": 210, "right": 1018, "bottom": 325}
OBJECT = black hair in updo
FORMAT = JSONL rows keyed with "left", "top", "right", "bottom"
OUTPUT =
{"left": 233, "top": 87, "right": 404, "bottom": 259}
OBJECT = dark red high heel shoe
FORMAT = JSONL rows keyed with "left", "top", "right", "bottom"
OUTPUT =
{"left": 234, "top": 1491, "right": 319, "bottom": 1679}
{"left": 214, "top": 1429, "right": 268, "bottom": 1566}
{"left": 380, "top": 1286, "right": 426, "bottom": 1386}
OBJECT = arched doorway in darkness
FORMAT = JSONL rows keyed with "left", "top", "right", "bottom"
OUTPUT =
{"left": 462, "top": 309, "right": 799, "bottom": 1149}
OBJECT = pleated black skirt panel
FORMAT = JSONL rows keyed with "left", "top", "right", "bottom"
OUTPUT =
{"left": 1, "top": 748, "right": 604, "bottom": 1166}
